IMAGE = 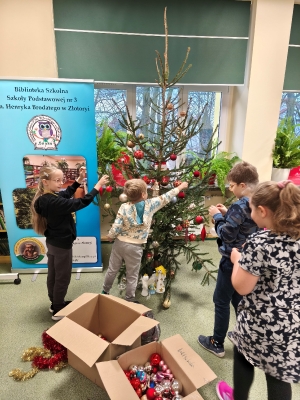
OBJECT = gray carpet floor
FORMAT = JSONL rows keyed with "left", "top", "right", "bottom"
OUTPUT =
{"left": 0, "top": 241, "right": 299, "bottom": 400}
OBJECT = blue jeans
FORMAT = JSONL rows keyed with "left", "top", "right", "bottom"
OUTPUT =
{"left": 213, "top": 256, "right": 242, "bottom": 343}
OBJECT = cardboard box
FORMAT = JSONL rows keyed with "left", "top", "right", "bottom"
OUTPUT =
{"left": 96, "top": 334, "right": 217, "bottom": 400}
{"left": 47, "top": 293, "right": 159, "bottom": 388}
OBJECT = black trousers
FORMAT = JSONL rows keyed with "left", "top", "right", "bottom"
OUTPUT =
{"left": 234, "top": 346, "right": 292, "bottom": 400}
{"left": 46, "top": 241, "right": 72, "bottom": 310}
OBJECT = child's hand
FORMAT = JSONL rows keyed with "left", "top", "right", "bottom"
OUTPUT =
{"left": 178, "top": 181, "right": 188, "bottom": 191}
{"left": 95, "top": 175, "right": 109, "bottom": 190}
{"left": 209, "top": 205, "right": 221, "bottom": 217}
{"left": 76, "top": 167, "right": 86, "bottom": 183}
{"left": 231, "top": 248, "right": 241, "bottom": 264}
{"left": 216, "top": 203, "right": 227, "bottom": 215}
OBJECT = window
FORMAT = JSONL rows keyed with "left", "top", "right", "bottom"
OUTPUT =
{"left": 94, "top": 84, "right": 229, "bottom": 152}
{"left": 280, "top": 92, "right": 300, "bottom": 134}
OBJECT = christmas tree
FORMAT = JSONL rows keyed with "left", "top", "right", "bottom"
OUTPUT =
{"left": 96, "top": 8, "right": 218, "bottom": 307}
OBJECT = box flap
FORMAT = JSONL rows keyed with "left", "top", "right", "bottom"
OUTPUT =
{"left": 55, "top": 293, "right": 99, "bottom": 317}
{"left": 106, "top": 295, "right": 152, "bottom": 315}
{"left": 162, "top": 334, "right": 216, "bottom": 389}
{"left": 184, "top": 391, "right": 204, "bottom": 400}
{"left": 46, "top": 317, "right": 109, "bottom": 367}
{"left": 112, "top": 316, "right": 159, "bottom": 346}
{"left": 96, "top": 360, "right": 138, "bottom": 400}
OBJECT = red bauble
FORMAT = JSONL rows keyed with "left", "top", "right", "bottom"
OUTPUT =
{"left": 99, "top": 187, "right": 103, "bottom": 196}
{"left": 152, "top": 366, "right": 158, "bottom": 373}
{"left": 149, "top": 352, "right": 161, "bottom": 366}
{"left": 124, "top": 370, "right": 131, "bottom": 380}
{"left": 170, "top": 154, "right": 177, "bottom": 161}
{"left": 189, "top": 233, "right": 197, "bottom": 241}
{"left": 160, "top": 176, "right": 170, "bottom": 186}
{"left": 175, "top": 225, "right": 183, "bottom": 231}
{"left": 193, "top": 170, "right": 201, "bottom": 178}
{"left": 130, "top": 377, "right": 141, "bottom": 390}
{"left": 173, "top": 180, "right": 182, "bottom": 188}
{"left": 135, "top": 388, "right": 142, "bottom": 397}
{"left": 142, "top": 176, "right": 151, "bottom": 184}
{"left": 106, "top": 185, "right": 113, "bottom": 192}
{"left": 178, "top": 191, "right": 185, "bottom": 199}
{"left": 147, "top": 252, "right": 153, "bottom": 259}
{"left": 146, "top": 388, "right": 156, "bottom": 400}
{"left": 134, "top": 150, "right": 144, "bottom": 159}
{"left": 150, "top": 178, "right": 156, "bottom": 185}
{"left": 195, "top": 215, "right": 204, "bottom": 224}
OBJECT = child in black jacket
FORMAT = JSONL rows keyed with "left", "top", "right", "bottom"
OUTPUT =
{"left": 31, "top": 165, "right": 108, "bottom": 320}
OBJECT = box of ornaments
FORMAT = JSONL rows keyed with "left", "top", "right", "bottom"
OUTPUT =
{"left": 96, "top": 334, "right": 216, "bottom": 400}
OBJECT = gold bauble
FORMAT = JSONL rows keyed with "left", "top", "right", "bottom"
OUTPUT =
{"left": 104, "top": 203, "right": 111, "bottom": 210}
{"left": 138, "top": 133, "right": 145, "bottom": 140}
{"left": 127, "top": 140, "right": 135, "bottom": 148}
{"left": 163, "top": 298, "right": 171, "bottom": 309}
{"left": 180, "top": 111, "right": 187, "bottom": 117}
{"left": 152, "top": 241, "right": 159, "bottom": 248}
{"left": 167, "top": 103, "right": 174, "bottom": 110}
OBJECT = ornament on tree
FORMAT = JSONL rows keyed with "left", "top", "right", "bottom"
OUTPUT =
{"left": 134, "top": 150, "right": 144, "bottom": 159}
{"left": 173, "top": 180, "right": 182, "bottom": 187}
{"left": 104, "top": 203, "right": 111, "bottom": 210}
{"left": 152, "top": 241, "right": 160, "bottom": 248}
{"left": 182, "top": 220, "right": 190, "bottom": 228}
{"left": 166, "top": 102, "right": 174, "bottom": 110}
{"left": 201, "top": 225, "right": 207, "bottom": 241}
{"left": 178, "top": 191, "right": 185, "bottom": 199}
{"left": 146, "top": 252, "right": 153, "bottom": 259}
{"left": 142, "top": 176, "right": 151, "bottom": 185}
{"left": 152, "top": 181, "right": 160, "bottom": 196}
{"left": 193, "top": 170, "right": 201, "bottom": 178}
{"left": 127, "top": 140, "right": 135, "bottom": 148}
{"left": 119, "top": 193, "right": 128, "bottom": 202}
{"left": 170, "top": 153, "right": 177, "bottom": 161}
{"left": 192, "top": 260, "right": 203, "bottom": 271}
{"left": 188, "top": 233, "right": 197, "bottom": 241}
{"left": 175, "top": 224, "right": 183, "bottom": 231}
{"left": 171, "top": 196, "right": 177, "bottom": 204}
{"left": 160, "top": 176, "right": 170, "bottom": 186}
{"left": 138, "top": 133, "right": 145, "bottom": 140}
{"left": 195, "top": 215, "right": 204, "bottom": 224}
{"left": 105, "top": 185, "right": 113, "bottom": 192}
{"left": 179, "top": 110, "right": 186, "bottom": 117}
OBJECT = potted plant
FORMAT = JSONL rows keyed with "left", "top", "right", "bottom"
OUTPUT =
{"left": 208, "top": 151, "right": 240, "bottom": 195}
{"left": 272, "top": 117, "right": 300, "bottom": 181}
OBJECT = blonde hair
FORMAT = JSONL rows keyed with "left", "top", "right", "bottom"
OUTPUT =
{"left": 251, "top": 180, "right": 300, "bottom": 239}
{"left": 30, "top": 165, "right": 59, "bottom": 235}
{"left": 124, "top": 179, "right": 147, "bottom": 202}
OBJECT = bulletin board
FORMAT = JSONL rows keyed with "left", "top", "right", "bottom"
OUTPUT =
{"left": 0, "top": 78, "right": 103, "bottom": 272}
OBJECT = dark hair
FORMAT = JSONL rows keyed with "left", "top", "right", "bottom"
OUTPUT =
{"left": 227, "top": 161, "right": 259, "bottom": 186}
{"left": 124, "top": 179, "right": 147, "bottom": 202}
{"left": 251, "top": 180, "right": 300, "bottom": 239}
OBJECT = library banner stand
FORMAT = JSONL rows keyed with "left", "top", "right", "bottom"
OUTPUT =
{"left": 0, "top": 273, "right": 21, "bottom": 285}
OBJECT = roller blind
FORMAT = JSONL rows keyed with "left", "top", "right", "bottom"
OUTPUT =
{"left": 53, "top": 0, "right": 250, "bottom": 85}
{"left": 284, "top": 5, "right": 300, "bottom": 91}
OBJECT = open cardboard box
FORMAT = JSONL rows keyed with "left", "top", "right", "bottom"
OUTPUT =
{"left": 47, "top": 293, "right": 159, "bottom": 388}
{"left": 96, "top": 334, "right": 217, "bottom": 400}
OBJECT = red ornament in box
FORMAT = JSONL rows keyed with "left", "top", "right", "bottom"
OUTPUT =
{"left": 105, "top": 185, "right": 113, "bottom": 192}
{"left": 142, "top": 176, "right": 151, "bottom": 185}
{"left": 134, "top": 150, "right": 144, "bottom": 159}
{"left": 130, "top": 377, "right": 141, "bottom": 390}
{"left": 195, "top": 215, "right": 204, "bottom": 224}
{"left": 170, "top": 154, "right": 177, "bottom": 161}
{"left": 149, "top": 352, "right": 161, "bottom": 366}
{"left": 193, "top": 170, "right": 201, "bottom": 178}
{"left": 178, "top": 191, "right": 185, "bottom": 199}
{"left": 189, "top": 233, "right": 197, "bottom": 241}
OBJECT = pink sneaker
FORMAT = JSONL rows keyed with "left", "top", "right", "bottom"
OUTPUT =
{"left": 216, "top": 381, "right": 234, "bottom": 400}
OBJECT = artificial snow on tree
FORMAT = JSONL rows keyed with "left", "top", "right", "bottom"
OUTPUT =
{"left": 97, "top": 8, "right": 219, "bottom": 306}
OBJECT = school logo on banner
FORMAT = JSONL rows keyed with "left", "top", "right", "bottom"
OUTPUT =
{"left": 27, "top": 115, "right": 62, "bottom": 150}
{"left": 14, "top": 238, "right": 46, "bottom": 264}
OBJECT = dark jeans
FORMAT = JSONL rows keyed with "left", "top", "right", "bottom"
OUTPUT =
{"left": 213, "top": 256, "right": 242, "bottom": 343}
{"left": 46, "top": 241, "right": 72, "bottom": 310}
{"left": 234, "top": 346, "right": 292, "bottom": 400}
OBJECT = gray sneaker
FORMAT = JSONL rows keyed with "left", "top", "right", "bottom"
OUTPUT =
{"left": 197, "top": 335, "right": 225, "bottom": 358}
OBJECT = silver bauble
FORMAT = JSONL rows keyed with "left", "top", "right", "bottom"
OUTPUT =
{"left": 119, "top": 193, "right": 128, "bottom": 202}
{"left": 171, "top": 196, "right": 177, "bottom": 204}
{"left": 152, "top": 241, "right": 159, "bottom": 248}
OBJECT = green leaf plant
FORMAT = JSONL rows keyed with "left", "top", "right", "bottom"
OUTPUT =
{"left": 272, "top": 117, "right": 300, "bottom": 169}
